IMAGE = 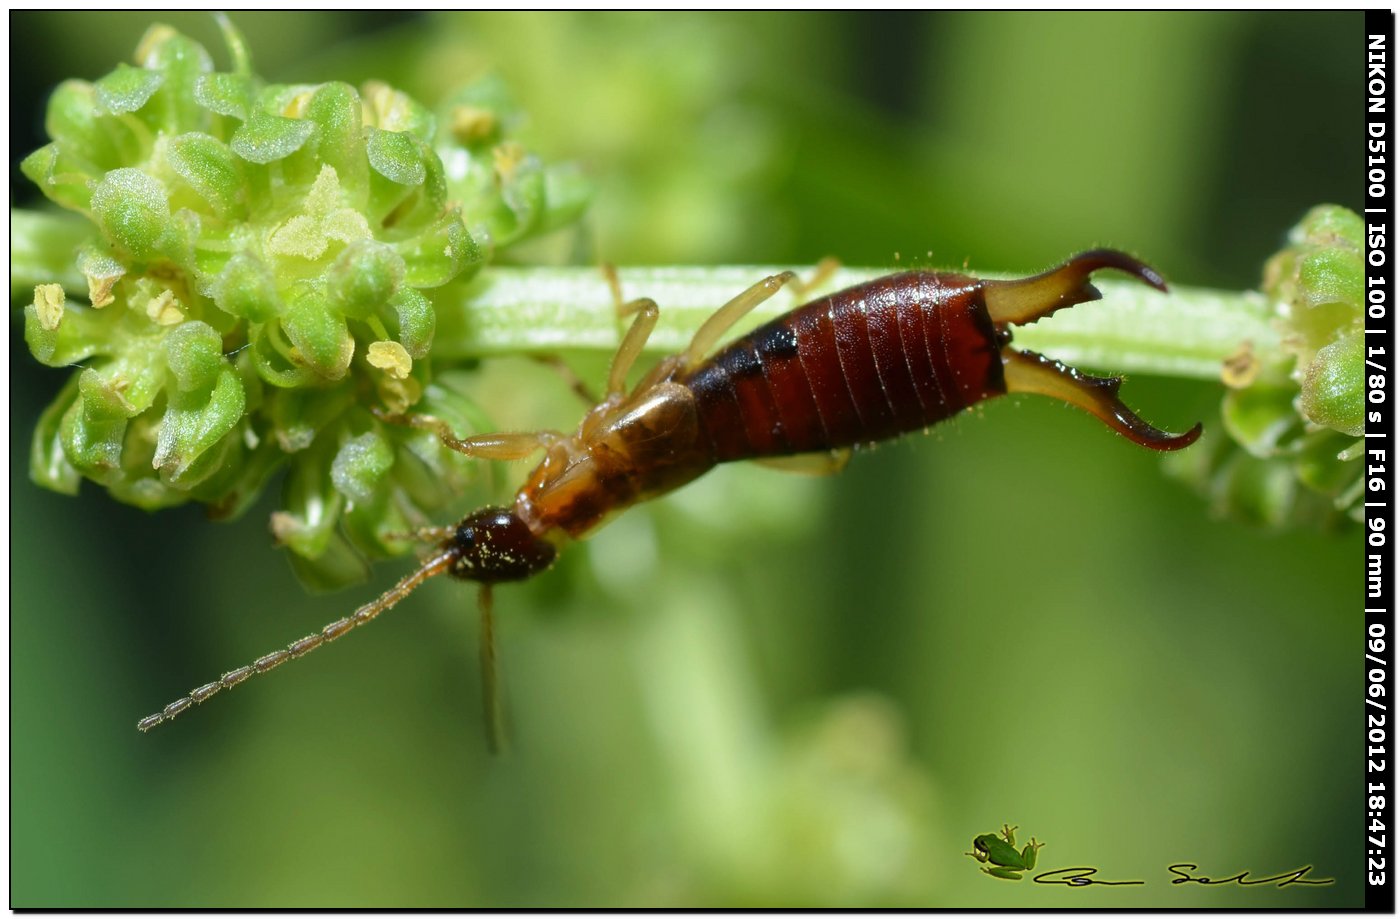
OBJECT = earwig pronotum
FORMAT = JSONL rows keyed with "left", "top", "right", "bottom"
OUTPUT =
{"left": 138, "top": 249, "right": 1202, "bottom": 741}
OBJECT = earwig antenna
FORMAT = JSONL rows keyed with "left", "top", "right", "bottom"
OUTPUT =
{"left": 137, "top": 549, "right": 457, "bottom": 732}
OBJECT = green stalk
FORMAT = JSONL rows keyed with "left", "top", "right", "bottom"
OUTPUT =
{"left": 13, "top": 209, "right": 1272, "bottom": 380}
{"left": 436, "top": 265, "right": 1277, "bottom": 379}
{"left": 10, "top": 210, "right": 90, "bottom": 300}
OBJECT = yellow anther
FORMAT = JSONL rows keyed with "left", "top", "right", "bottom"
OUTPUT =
{"left": 1221, "top": 340, "right": 1259, "bottom": 389}
{"left": 450, "top": 105, "right": 496, "bottom": 145}
{"left": 492, "top": 141, "right": 526, "bottom": 183}
{"left": 33, "top": 284, "right": 65, "bottom": 331}
{"left": 86, "top": 273, "right": 118, "bottom": 308}
{"left": 376, "top": 374, "right": 423, "bottom": 416}
{"left": 367, "top": 340, "right": 413, "bottom": 380}
{"left": 146, "top": 289, "right": 183, "bottom": 326}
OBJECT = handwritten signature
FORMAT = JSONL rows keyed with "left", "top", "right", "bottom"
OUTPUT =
{"left": 1031, "top": 864, "right": 1334, "bottom": 888}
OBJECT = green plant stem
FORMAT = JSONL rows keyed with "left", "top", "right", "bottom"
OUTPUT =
{"left": 10, "top": 209, "right": 89, "bottom": 300}
{"left": 11, "top": 207, "right": 1277, "bottom": 381}
{"left": 439, "top": 265, "right": 1280, "bottom": 380}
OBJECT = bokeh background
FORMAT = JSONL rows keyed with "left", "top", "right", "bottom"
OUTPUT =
{"left": 11, "top": 11, "right": 1361, "bottom": 907}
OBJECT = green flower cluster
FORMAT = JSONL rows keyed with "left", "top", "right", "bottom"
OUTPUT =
{"left": 1166, "top": 204, "right": 1364, "bottom": 527}
{"left": 20, "top": 19, "right": 589, "bottom": 587}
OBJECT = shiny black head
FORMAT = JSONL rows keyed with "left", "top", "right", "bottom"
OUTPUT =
{"left": 444, "top": 507, "right": 557, "bottom": 584}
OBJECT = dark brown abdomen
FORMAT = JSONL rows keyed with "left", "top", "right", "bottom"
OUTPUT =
{"left": 683, "top": 271, "right": 1008, "bottom": 462}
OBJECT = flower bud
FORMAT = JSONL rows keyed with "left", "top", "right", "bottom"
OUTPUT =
{"left": 1301, "top": 329, "right": 1363, "bottom": 436}
{"left": 95, "top": 64, "right": 164, "bottom": 115}
{"left": 396, "top": 212, "right": 480, "bottom": 288}
{"left": 331, "top": 430, "right": 395, "bottom": 503}
{"left": 136, "top": 26, "right": 214, "bottom": 132}
{"left": 194, "top": 72, "right": 254, "bottom": 119}
{"left": 213, "top": 252, "right": 282, "bottom": 323}
{"left": 154, "top": 361, "right": 245, "bottom": 482}
{"left": 45, "top": 81, "right": 120, "bottom": 171}
{"left": 303, "top": 82, "right": 367, "bottom": 193}
{"left": 1171, "top": 204, "right": 1365, "bottom": 527}
{"left": 329, "top": 240, "right": 404, "bottom": 320}
{"left": 282, "top": 284, "right": 354, "bottom": 380}
{"left": 230, "top": 112, "right": 315, "bottom": 164}
{"left": 163, "top": 321, "right": 223, "bottom": 392}
{"left": 91, "top": 168, "right": 176, "bottom": 261}
{"left": 384, "top": 287, "right": 435, "bottom": 358}
{"left": 168, "top": 132, "right": 242, "bottom": 216}
{"left": 63, "top": 369, "right": 136, "bottom": 477}
{"left": 21, "top": 144, "right": 95, "bottom": 212}
{"left": 18, "top": 22, "right": 590, "bottom": 587}
{"left": 367, "top": 126, "right": 427, "bottom": 186}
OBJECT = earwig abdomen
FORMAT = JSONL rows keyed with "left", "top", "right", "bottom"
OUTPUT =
{"left": 685, "top": 271, "right": 1006, "bottom": 460}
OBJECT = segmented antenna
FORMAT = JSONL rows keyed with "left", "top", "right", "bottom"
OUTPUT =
{"left": 137, "top": 550, "right": 457, "bottom": 732}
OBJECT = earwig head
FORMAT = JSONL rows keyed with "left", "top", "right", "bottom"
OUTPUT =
{"left": 980, "top": 249, "right": 1202, "bottom": 452}
{"left": 444, "top": 506, "right": 557, "bottom": 584}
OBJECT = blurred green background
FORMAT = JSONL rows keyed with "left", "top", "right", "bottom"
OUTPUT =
{"left": 11, "top": 11, "right": 1361, "bottom": 907}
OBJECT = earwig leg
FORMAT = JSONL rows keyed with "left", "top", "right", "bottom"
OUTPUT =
{"left": 600, "top": 263, "right": 663, "bottom": 397}
{"left": 607, "top": 299, "right": 660, "bottom": 397}
{"left": 983, "top": 248, "right": 1167, "bottom": 327}
{"left": 439, "top": 430, "right": 559, "bottom": 462}
{"left": 383, "top": 524, "right": 457, "bottom": 544}
{"left": 602, "top": 263, "right": 658, "bottom": 322}
{"left": 602, "top": 262, "right": 626, "bottom": 316}
{"left": 478, "top": 584, "right": 506, "bottom": 754}
{"left": 683, "top": 271, "right": 798, "bottom": 370}
{"left": 789, "top": 257, "right": 842, "bottom": 301}
{"left": 1002, "top": 348, "right": 1202, "bottom": 451}
{"left": 531, "top": 355, "right": 599, "bottom": 406}
{"left": 754, "top": 448, "right": 852, "bottom": 476}
{"left": 375, "top": 408, "right": 560, "bottom": 461}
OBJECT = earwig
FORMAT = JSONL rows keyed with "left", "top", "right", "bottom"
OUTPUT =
{"left": 138, "top": 249, "right": 1202, "bottom": 740}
